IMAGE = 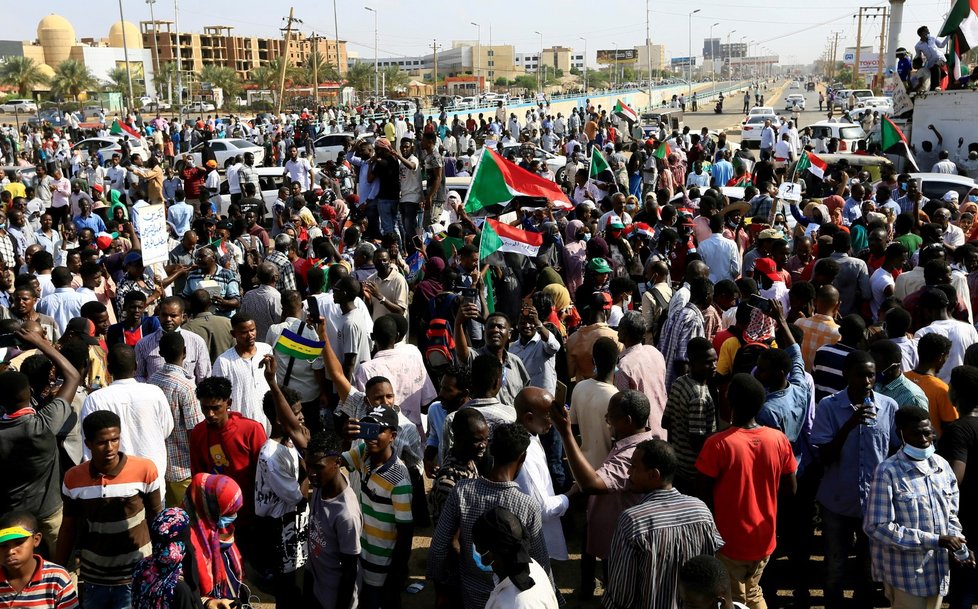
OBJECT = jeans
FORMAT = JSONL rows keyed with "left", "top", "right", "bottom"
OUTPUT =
{"left": 401, "top": 201, "right": 423, "bottom": 250}
{"left": 821, "top": 505, "right": 874, "bottom": 609}
{"left": 81, "top": 582, "right": 132, "bottom": 609}
{"left": 365, "top": 199, "right": 380, "bottom": 238}
{"left": 377, "top": 198, "right": 399, "bottom": 238}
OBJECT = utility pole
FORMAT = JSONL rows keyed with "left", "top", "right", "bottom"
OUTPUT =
{"left": 311, "top": 31, "right": 319, "bottom": 105}
{"left": 830, "top": 31, "right": 841, "bottom": 80}
{"left": 174, "top": 0, "right": 183, "bottom": 118}
{"left": 277, "top": 7, "right": 297, "bottom": 117}
{"left": 365, "top": 6, "right": 378, "bottom": 98}
{"left": 432, "top": 40, "right": 442, "bottom": 96}
{"left": 646, "top": 0, "right": 654, "bottom": 105}
{"left": 333, "top": 0, "right": 341, "bottom": 77}
{"left": 854, "top": 7, "right": 865, "bottom": 88}
{"left": 876, "top": 7, "right": 889, "bottom": 89}
{"left": 117, "top": 0, "right": 136, "bottom": 113}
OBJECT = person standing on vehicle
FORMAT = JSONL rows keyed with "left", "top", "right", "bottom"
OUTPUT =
{"left": 395, "top": 138, "right": 422, "bottom": 249}
{"left": 238, "top": 151, "right": 260, "bottom": 196}
{"left": 914, "top": 26, "right": 949, "bottom": 91}
{"left": 420, "top": 132, "right": 446, "bottom": 229}
{"left": 370, "top": 138, "right": 401, "bottom": 239}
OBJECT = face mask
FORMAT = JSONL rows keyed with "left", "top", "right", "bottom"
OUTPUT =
{"left": 579, "top": 233, "right": 590, "bottom": 242}
{"left": 902, "top": 443, "right": 936, "bottom": 461}
{"left": 970, "top": 195, "right": 978, "bottom": 203}
{"left": 472, "top": 544, "right": 494, "bottom": 572}
{"left": 900, "top": 183, "right": 908, "bottom": 191}
{"left": 217, "top": 514, "right": 237, "bottom": 529}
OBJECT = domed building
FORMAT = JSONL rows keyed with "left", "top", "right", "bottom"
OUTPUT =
{"left": 36, "top": 13, "right": 76, "bottom": 66}
{"left": 108, "top": 20, "right": 142, "bottom": 49}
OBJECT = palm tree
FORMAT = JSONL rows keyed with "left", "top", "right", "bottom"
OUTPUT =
{"left": 382, "top": 65, "right": 409, "bottom": 95}
{"left": 200, "top": 64, "right": 241, "bottom": 107}
{"left": 155, "top": 61, "right": 179, "bottom": 102}
{"left": 50, "top": 60, "right": 99, "bottom": 102}
{"left": 104, "top": 67, "right": 145, "bottom": 98}
{"left": 344, "top": 61, "right": 375, "bottom": 95}
{"left": 298, "top": 54, "right": 340, "bottom": 86}
{"left": 0, "top": 56, "right": 49, "bottom": 97}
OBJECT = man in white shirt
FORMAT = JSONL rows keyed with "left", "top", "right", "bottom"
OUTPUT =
{"left": 914, "top": 287, "right": 978, "bottom": 382}
{"left": 934, "top": 207, "right": 965, "bottom": 249}
{"left": 35, "top": 267, "right": 95, "bottom": 334}
{"left": 759, "top": 120, "right": 777, "bottom": 158}
{"left": 284, "top": 147, "right": 312, "bottom": 192}
{"left": 931, "top": 150, "right": 958, "bottom": 174}
{"left": 80, "top": 343, "right": 175, "bottom": 484}
{"left": 105, "top": 155, "right": 128, "bottom": 193}
{"left": 213, "top": 313, "right": 274, "bottom": 433}
{"left": 226, "top": 156, "right": 243, "bottom": 204}
{"left": 514, "top": 387, "right": 572, "bottom": 560}
{"left": 914, "top": 25, "right": 948, "bottom": 90}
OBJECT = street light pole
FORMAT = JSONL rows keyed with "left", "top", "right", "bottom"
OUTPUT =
{"left": 579, "top": 36, "right": 587, "bottom": 94}
{"left": 174, "top": 0, "right": 183, "bottom": 119}
{"left": 364, "top": 6, "right": 378, "bottom": 98}
{"left": 471, "top": 22, "right": 480, "bottom": 94}
{"left": 146, "top": 0, "right": 161, "bottom": 101}
{"left": 687, "top": 9, "right": 700, "bottom": 95}
{"left": 725, "top": 29, "right": 736, "bottom": 80}
{"left": 709, "top": 22, "right": 719, "bottom": 95}
{"left": 534, "top": 31, "right": 543, "bottom": 92}
{"left": 613, "top": 42, "right": 619, "bottom": 90}
{"left": 117, "top": 0, "right": 136, "bottom": 113}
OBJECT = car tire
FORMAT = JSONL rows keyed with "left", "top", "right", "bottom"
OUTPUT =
{"left": 555, "top": 167, "right": 566, "bottom": 185}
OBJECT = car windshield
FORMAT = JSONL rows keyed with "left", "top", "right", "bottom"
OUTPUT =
{"left": 228, "top": 139, "right": 252, "bottom": 148}
{"left": 747, "top": 116, "right": 768, "bottom": 124}
{"left": 839, "top": 127, "right": 867, "bottom": 139}
{"left": 921, "top": 181, "right": 973, "bottom": 201}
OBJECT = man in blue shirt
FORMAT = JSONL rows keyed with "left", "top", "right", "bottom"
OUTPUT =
{"left": 810, "top": 349, "right": 902, "bottom": 609}
{"left": 167, "top": 189, "right": 194, "bottom": 239}
{"left": 72, "top": 199, "right": 106, "bottom": 234}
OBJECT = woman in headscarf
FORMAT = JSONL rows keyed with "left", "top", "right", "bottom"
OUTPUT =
{"left": 562, "top": 220, "right": 589, "bottom": 298}
{"left": 535, "top": 221, "right": 563, "bottom": 272}
{"left": 541, "top": 282, "right": 578, "bottom": 334}
{"left": 473, "top": 507, "right": 559, "bottom": 609}
{"left": 131, "top": 507, "right": 202, "bottom": 609}
{"left": 183, "top": 474, "right": 244, "bottom": 605}
{"left": 409, "top": 256, "right": 458, "bottom": 345}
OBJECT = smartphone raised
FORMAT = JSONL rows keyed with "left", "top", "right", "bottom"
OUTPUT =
{"left": 747, "top": 293, "right": 772, "bottom": 314}
{"left": 458, "top": 286, "right": 478, "bottom": 305}
{"left": 355, "top": 421, "right": 383, "bottom": 441}
{"left": 306, "top": 296, "right": 320, "bottom": 323}
{"left": 554, "top": 381, "right": 567, "bottom": 409}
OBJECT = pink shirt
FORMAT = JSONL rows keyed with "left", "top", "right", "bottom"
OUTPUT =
{"left": 614, "top": 344, "right": 668, "bottom": 440}
{"left": 352, "top": 344, "right": 437, "bottom": 433}
{"left": 588, "top": 430, "right": 660, "bottom": 559}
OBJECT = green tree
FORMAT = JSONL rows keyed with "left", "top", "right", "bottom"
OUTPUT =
{"left": 569, "top": 67, "right": 581, "bottom": 76}
{"left": 494, "top": 76, "right": 509, "bottom": 87}
{"left": 155, "top": 61, "right": 179, "bottom": 98}
{"left": 0, "top": 56, "right": 49, "bottom": 97}
{"left": 513, "top": 74, "right": 537, "bottom": 90}
{"left": 298, "top": 54, "right": 340, "bottom": 86}
{"left": 267, "top": 57, "right": 301, "bottom": 85}
{"left": 249, "top": 64, "right": 278, "bottom": 90}
{"left": 200, "top": 64, "right": 241, "bottom": 107}
{"left": 344, "top": 61, "right": 375, "bottom": 94}
{"left": 382, "top": 65, "right": 408, "bottom": 94}
{"left": 105, "top": 66, "right": 145, "bottom": 98}
{"left": 50, "top": 60, "right": 98, "bottom": 102}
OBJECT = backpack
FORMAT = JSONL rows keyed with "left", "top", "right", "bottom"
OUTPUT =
{"left": 423, "top": 293, "right": 458, "bottom": 370}
{"left": 731, "top": 341, "right": 771, "bottom": 376}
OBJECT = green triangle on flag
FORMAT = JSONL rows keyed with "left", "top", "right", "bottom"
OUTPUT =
{"left": 479, "top": 219, "right": 502, "bottom": 260}
{"left": 464, "top": 148, "right": 571, "bottom": 214}
{"left": 589, "top": 147, "right": 611, "bottom": 180}
{"left": 795, "top": 152, "right": 811, "bottom": 174}
{"left": 880, "top": 116, "right": 908, "bottom": 153}
{"left": 654, "top": 141, "right": 671, "bottom": 159}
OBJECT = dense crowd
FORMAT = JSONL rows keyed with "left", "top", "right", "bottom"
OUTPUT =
{"left": 0, "top": 73, "right": 977, "bottom": 609}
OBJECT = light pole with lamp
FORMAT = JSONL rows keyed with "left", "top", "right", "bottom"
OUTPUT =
{"left": 579, "top": 36, "right": 587, "bottom": 94}
{"left": 709, "top": 22, "right": 719, "bottom": 94}
{"left": 471, "top": 22, "right": 481, "bottom": 94}
{"left": 725, "top": 29, "right": 736, "bottom": 80}
{"left": 117, "top": 0, "right": 137, "bottom": 113}
{"left": 364, "top": 6, "right": 378, "bottom": 98}
{"left": 146, "top": 0, "right": 161, "bottom": 101}
{"left": 739, "top": 35, "right": 747, "bottom": 79}
{"left": 613, "top": 42, "right": 619, "bottom": 90}
{"left": 534, "top": 31, "right": 543, "bottom": 92}
{"left": 687, "top": 9, "right": 700, "bottom": 95}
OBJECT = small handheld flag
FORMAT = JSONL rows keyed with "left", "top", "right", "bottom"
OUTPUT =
{"left": 274, "top": 328, "right": 325, "bottom": 361}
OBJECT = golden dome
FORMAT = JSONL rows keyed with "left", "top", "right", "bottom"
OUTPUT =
{"left": 37, "top": 14, "right": 76, "bottom": 66}
{"left": 108, "top": 20, "right": 141, "bottom": 49}
{"left": 37, "top": 63, "right": 56, "bottom": 79}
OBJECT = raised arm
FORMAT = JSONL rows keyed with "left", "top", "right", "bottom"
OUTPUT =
{"left": 259, "top": 353, "right": 310, "bottom": 451}
{"left": 18, "top": 327, "right": 80, "bottom": 401}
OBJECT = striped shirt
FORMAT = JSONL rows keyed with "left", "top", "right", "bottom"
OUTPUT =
{"left": 342, "top": 442, "right": 413, "bottom": 587}
{"left": 0, "top": 557, "right": 78, "bottom": 609}
{"left": 61, "top": 454, "right": 162, "bottom": 585}
{"left": 427, "top": 477, "right": 553, "bottom": 609}
{"left": 603, "top": 488, "right": 724, "bottom": 609}
{"left": 875, "top": 374, "right": 929, "bottom": 414}
{"left": 663, "top": 375, "right": 716, "bottom": 482}
{"left": 658, "top": 303, "right": 706, "bottom": 391}
{"left": 147, "top": 363, "right": 204, "bottom": 482}
{"left": 812, "top": 342, "right": 855, "bottom": 402}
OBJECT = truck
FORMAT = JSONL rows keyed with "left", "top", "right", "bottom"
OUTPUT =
{"left": 908, "top": 89, "right": 978, "bottom": 158}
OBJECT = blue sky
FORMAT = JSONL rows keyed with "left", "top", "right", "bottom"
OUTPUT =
{"left": 5, "top": 0, "right": 960, "bottom": 65}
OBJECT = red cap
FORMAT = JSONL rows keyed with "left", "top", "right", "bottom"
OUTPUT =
{"left": 754, "top": 258, "right": 781, "bottom": 282}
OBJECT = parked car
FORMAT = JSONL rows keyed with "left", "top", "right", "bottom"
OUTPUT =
{"left": 501, "top": 144, "right": 568, "bottom": 184}
{"left": 312, "top": 132, "right": 376, "bottom": 166}
{"left": 784, "top": 94, "right": 806, "bottom": 111}
{"left": 182, "top": 101, "right": 216, "bottom": 114}
{"left": 71, "top": 136, "right": 150, "bottom": 162}
{"left": 0, "top": 165, "right": 37, "bottom": 183}
{"left": 747, "top": 106, "right": 777, "bottom": 118}
{"left": 186, "top": 138, "right": 265, "bottom": 168}
{"left": 1, "top": 99, "right": 38, "bottom": 113}
{"left": 740, "top": 115, "right": 773, "bottom": 149}
{"left": 808, "top": 121, "right": 867, "bottom": 152}
{"left": 27, "top": 109, "right": 66, "bottom": 126}
{"left": 888, "top": 173, "right": 978, "bottom": 201}
{"left": 218, "top": 166, "right": 287, "bottom": 219}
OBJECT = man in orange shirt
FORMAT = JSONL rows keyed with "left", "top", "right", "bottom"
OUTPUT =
{"left": 696, "top": 373, "right": 798, "bottom": 609}
{"left": 905, "top": 333, "right": 960, "bottom": 436}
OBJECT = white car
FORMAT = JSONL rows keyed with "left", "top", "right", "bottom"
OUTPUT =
{"left": 856, "top": 96, "right": 893, "bottom": 112}
{"left": 218, "top": 166, "right": 290, "bottom": 219}
{"left": 312, "top": 132, "right": 378, "bottom": 166}
{"left": 1, "top": 99, "right": 38, "bottom": 113}
{"left": 740, "top": 115, "right": 775, "bottom": 149}
{"left": 747, "top": 106, "right": 777, "bottom": 118}
{"left": 71, "top": 136, "right": 150, "bottom": 162}
{"left": 892, "top": 173, "right": 977, "bottom": 201}
{"left": 186, "top": 138, "right": 265, "bottom": 168}
{"left": 501, "top": 144, "right": 568, "bottom": 184}
{"left": 784, "top": 94, "right": 806, "bottom": 111}
{"left": 182, "top": 101, "right": 216, "bottom": 114}
{"left": 808, "top": 120, "right": 867, "bottom": 152}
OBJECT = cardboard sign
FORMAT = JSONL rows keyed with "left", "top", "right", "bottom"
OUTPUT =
{"left": 139, "top": 204, "right": 169, "bottom": 266}
{"left": 777, "top": 182, "right": 803, "bottom": 203}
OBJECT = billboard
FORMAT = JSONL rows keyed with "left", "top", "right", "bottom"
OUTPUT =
{"left": 671, "top": 56, "right": 697, "bottom": 67}
{"left": 596, "top": 48, "right": 638, "bottom": 64}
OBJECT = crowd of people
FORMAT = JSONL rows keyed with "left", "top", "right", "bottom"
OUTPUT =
{"left": 0, "top": 73, "right": 977, "bottom": 609}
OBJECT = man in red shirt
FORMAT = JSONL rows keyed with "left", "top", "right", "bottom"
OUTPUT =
{"left": 696, "top": 373, "right": 797, "bottom": 609}
{"left": 189, "top": 376, "right": 266, "bottom": 558}
{"left": 179, "top": 155, "right": 207, "bottom": 200}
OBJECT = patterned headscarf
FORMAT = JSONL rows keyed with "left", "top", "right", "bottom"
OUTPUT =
{"left": 183, "top": 473, "right": 243, "bottom": 600}
{"left": 131, "top": 508, "right": 190, "bottom": 609}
